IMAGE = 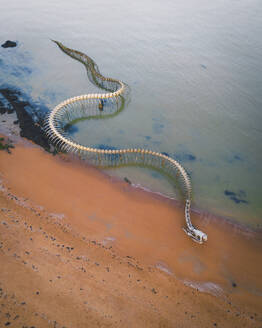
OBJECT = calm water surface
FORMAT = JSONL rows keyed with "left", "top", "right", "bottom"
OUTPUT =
{"left": 0, "top": 0, "right": 261, "bottom": 228}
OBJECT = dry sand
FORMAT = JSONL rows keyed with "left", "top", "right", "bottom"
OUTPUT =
{"left": 0, "top": 137, "right": 262, "bottom": 327}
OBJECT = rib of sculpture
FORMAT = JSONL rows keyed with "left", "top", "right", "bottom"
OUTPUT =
{"left": 44, "top": 40, "right": 208, "bottom": 244}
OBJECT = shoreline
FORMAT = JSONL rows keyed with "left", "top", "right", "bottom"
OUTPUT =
{"left": 55, "top": 152, "right": 262, "bottom": 237}
{"left": 0, "top": 85, "right": 260, "bottom": 234}
{"left": 32, "top": 135, "right": 262, "bottom": 237}
{"left": 1, "top": 134, "right": 262, "bottom": 262}
{"left": 127, "top": 181, "right": 262, "bottom": 236}
{"left": 0, "top": 134, "right": 262, "bottom": 326}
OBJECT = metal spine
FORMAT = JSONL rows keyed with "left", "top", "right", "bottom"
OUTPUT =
{"left": 45, "top": 41, "right": 207, "bottom": 244}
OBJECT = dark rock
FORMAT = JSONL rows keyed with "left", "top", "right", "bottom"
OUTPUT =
{"left": 232, "top": 282, "right": 237, "bottom": 287}
{"left": 1, "top": 40, "right": 17, "bottom": 48}
{"left": 224, "top": 190, "right": 248, "bottom": 205}
{"left": 230, "top": 196, "right": 248, "bottom": 204}
{"left": 124, "top": 177, "right": 131, "bottom": 184}
{"left": 224, "top": 190, "right": 236, "bottom": 197}
{"left": 0, "top": 88, "right": 51, "bottom": 152}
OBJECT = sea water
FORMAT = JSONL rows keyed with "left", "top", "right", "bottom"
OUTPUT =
{"left": 0, "top": 0, "right": 261, "bottom": 228}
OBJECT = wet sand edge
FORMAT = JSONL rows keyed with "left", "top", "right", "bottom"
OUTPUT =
{"left": 0, "top": 136, "right": 262, "bottom": 326}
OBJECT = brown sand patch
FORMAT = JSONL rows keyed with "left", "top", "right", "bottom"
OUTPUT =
{"left": 0, "top": 142, "right": 261, "bottom": 327}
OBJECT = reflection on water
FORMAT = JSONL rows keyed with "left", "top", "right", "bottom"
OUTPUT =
{"left": 0, "top": 0, "right": 261, "bottom": 228}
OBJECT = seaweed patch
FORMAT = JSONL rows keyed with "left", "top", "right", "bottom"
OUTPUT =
{"left": 233, "top": 154, "right": 243, "bottom": 161}
{"left": 0, "top": 137, "right": 14, "bottom": 153}
{"left": 0, "top": 87, "right": 51, "bottom": 151}
{"left": 225, "top": 153, "right": 244, "bottom": 164}
{"left": 174, "top": 152, "right": 197, "bottom": 162}
{"left": 187, "top": 154, "right": 196, "bottom": 161}
{"left": 224, "top": 190, "right": 248, "bottom": 204}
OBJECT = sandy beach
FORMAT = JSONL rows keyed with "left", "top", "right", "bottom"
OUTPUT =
{"left": 0, "top": 135, "right": 261, "bottom": 327}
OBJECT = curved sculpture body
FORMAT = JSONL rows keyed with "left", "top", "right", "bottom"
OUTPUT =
{"left": 44, "top": 41, "right": 207, "bottom": 244}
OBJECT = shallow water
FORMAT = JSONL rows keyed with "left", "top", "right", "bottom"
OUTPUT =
{"left": 0, "top": 0, "right": 261, "bottom": 228}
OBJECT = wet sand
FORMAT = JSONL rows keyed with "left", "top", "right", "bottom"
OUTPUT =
{"left": 0, "top": 138, "right": 262, "bottom": 327}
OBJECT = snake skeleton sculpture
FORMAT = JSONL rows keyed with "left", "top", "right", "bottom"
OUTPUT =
{"left": 44, "top": 40, "right": 208, "bottom": 244}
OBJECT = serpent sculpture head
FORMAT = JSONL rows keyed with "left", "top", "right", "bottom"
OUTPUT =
{"left": 183, "top": 227, "right": 208, "bottom": 244}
